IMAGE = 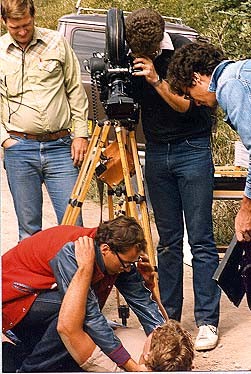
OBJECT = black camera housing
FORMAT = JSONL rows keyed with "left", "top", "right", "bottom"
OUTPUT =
{"left": 87, "top": 8, "right": 139, "bottom": 125}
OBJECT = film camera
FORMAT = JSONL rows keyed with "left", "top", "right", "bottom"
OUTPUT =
{"left": 86, "top": 8, "right": 139, "bottom": 124}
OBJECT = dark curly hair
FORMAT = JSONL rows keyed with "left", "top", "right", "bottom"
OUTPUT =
{"left": 125, "top": 8, "right": 165, "bottom": 58}
{"left": 95, "top": 216, "right": 147, "bottom": 254}
{"left": 167, "top": 42, "right": 226, "bottom": 95}
{"left": 145, "top": 319, "right": 194, "bottom": 371}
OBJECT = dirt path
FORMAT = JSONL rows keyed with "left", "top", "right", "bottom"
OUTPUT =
{"left": 1, "top": 163, "right": 251, "bottom": 372}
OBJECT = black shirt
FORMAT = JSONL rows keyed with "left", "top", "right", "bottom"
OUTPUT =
{"left": 132, "top": 34, "right": 213, "bottom": 144}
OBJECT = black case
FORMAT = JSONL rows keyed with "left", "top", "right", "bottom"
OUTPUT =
{"left": 213, "top": 235, "right": 251, "bottom": 307}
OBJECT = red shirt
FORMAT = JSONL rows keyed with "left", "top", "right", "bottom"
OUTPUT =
{"left": 2, "top": 225, "right": 116, "bottom": 332}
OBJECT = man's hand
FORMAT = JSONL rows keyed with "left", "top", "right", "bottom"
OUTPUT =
{"left": 74, "top": 236, "right": 95, "bottom": 271}
{"left": 132, "top": 57, "right": 190, "bottom": 113}
{"left": 132, "top": 57, "right": 159, "bottom": 86}
{"left": 235, "top": 196, "right": 251, "bottom": 242}
{"left": 137, "top": 254, "right": 155, "bottom": 289}
{"left": 135, "top": 363, "right": 151, "bottom": 371}
{"left": 2, "top": 138, "right": 18, "bottom": 148}
{"left": 71, "top": 137, "right": 88, "bottom": 167}
{"left": 137, "top": 254, "right": 169, "bottom": 321}
{"left": 122, "top": 358, "right": 151, "bottom": 372}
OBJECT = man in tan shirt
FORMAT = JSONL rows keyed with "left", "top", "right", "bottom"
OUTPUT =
{"left": 0, "top": 0, "right": 89, "bottom": 241}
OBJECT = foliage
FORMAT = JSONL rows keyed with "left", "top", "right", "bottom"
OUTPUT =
{"left": 33, "top": 0, "right": 74, "bottom": 29}
{"left": 212, "top": 110, "right": 239, "bottom": 166}
{"left": 213, "top": 200, "right": 240, "bottom": 245}
{"left": 201, "top": 0, "right": 251, "bottom": 58}
{"left": 33, "top": 0, "right": 251, "bottom": 59}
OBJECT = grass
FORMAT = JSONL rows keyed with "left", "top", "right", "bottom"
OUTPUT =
{"left": 211, "top": 111, "right": 241, "bottom": 245}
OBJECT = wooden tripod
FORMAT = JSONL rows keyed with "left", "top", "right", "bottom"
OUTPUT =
{"left": 62, "top": 120, "right": 168, "bottom": 321}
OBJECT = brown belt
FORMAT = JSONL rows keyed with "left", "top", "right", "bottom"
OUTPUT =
{"left": 8, "top": 129, "right": 70, "bottom": 142}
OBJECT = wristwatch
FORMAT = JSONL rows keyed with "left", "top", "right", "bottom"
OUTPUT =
{"left": 152, "top": 75, "right": 163, "bottom": 87}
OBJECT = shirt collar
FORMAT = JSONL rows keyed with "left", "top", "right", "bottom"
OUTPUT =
{"left": 5, "top": 26, "right": 46, "bottom": 51}
{"left": 91, "top": 242, "right": 107, "bottom": 285}
{"left": 94, "top": 241, "right": 105, "bottom": 273}
{"left": 160, "top": 32, "right": 174, "bottom": 51}
{"left": 128, "top": 32, "right": 174, "bottom": 56}
{"left": 209, "top": 60, "right": 235, "bottom": 92}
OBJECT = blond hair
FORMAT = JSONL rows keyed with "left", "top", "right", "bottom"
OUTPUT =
{"left": 1, "top": 0, "right": 35, "bottom": 22}
{"left": 145, "top": 319, "right": 194, "bottom": 371}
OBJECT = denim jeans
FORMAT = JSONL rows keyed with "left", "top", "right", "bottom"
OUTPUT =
{"left": 4, "top": 135, "right": 82, "bottom": 241}
{"left": 145, "top": 137, "right": 221, "bottom": 327}
{"left": 12, "top": 290, "right": 81, "bottom": 372}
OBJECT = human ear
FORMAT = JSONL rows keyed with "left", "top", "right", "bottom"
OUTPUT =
{"left": 143, "top": 353, "right": 150, "bottom": 361}
{"left": 100, "top": 243, "right": 110, "bottom": 255}
{"left": 192, "top": 72, "right": 201, "bottom": 85}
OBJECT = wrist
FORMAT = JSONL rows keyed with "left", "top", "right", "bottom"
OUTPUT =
{"left": 241, "top": 195, "right": 251, "bottom": 210}
{"left": 76, "top": 264, "right": 94, "bottom": 277}
{"left": 152, "top": 75, "right": 163, "bottom": 87}
{"left": 122, "top": 358, "right": 139, "bottom": 371}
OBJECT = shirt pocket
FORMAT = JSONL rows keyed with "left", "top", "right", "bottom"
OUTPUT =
{"left": 31, "top": 51, "right": 62, "bottom": 82}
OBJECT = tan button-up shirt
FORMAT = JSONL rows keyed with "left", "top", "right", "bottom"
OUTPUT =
{"left": 0, "top": 27, "right": 89, "bottom": 145}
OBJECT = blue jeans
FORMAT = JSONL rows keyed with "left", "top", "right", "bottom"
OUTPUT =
{"left": 145, "top": 137, "right": 221, "bottom": 327}
{"left": 12, "top": 290, "right": 81, "bottom": 372}
{"left": 4, "top": 135, "right": 82, "bottom": 241}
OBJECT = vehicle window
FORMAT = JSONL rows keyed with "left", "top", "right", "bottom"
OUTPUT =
{"left": 72, "top": 29, "right": 105, "bottom": 73}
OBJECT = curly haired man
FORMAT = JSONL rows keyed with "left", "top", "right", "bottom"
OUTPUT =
{"left": 167, "top": 42, "right": 251, "bottom": 243}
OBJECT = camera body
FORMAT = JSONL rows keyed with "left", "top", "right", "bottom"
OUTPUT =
{"left": 87, "top": 8, "right": 139, "bottom": 125}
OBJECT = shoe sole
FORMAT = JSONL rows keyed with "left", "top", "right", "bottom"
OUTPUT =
{"left": 195, "top": 343, "right": 218, "bottom": 351}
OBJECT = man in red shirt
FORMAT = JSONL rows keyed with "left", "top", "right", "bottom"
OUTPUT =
{"left": 2, "top": 216, "right": 165, "bottom": 372}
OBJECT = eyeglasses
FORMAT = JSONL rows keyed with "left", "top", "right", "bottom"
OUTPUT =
{"left": 114, "top": 251, "right": 139, "bottom": 269}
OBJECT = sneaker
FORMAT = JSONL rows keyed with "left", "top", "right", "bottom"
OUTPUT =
{"left": 195, "top": 325, "right": 218, "bottom": 351}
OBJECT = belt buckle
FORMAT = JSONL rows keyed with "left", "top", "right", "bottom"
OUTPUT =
{"left": 37, "top": 133, "right": 51, "bottom": 142}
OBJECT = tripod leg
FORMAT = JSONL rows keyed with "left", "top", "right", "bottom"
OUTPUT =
{"left": 62, "top": 123, "right": 102, "bottom": 225}
{"left": 107, "top": 187, "right": 114, "bottom": 220}
{"left": 115, "top": 126, "right": 138, "bottom": 219}
{"left": 62, "top": 122, "right": 111, "bottom": 225}
{"left": 129, "top": 131, "right": 154, "bottom": 261}
{"left": 129, "top": 132, "right": 168, "bottom": 320}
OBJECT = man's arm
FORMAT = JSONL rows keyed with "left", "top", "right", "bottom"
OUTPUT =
{"left": 116, "top": 266, "right": 165, "bottom": 336}
{"left": 50, "top": 242, "right": 141, "bottom": 369}
{"left": 220, "top": 78, "right": 251, "bottom": 241}
{"left": 235, "top": 193, "right": 251, "bottom": 242}
{"left": 132, "top": 56, "right": 190, "bottom": 113}
{"left": 62, "top": 36, "right": 89, "bottom": 166}
{"left": 54, "top": 239, "right": 148, "bottom": 372}
{"left": 57, "top": 237, "right": 96, "bottom": 364}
